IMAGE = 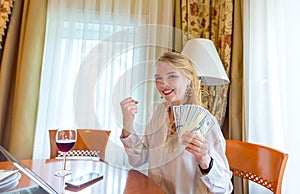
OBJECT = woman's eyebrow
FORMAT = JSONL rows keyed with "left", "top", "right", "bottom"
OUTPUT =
{"left": 154, "top": 71, "right": 178, "bottom": 77}
{"left": 166, "top": 71, "right": 177, "bottom": 75}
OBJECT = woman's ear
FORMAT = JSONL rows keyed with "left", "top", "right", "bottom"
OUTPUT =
{"left": 187, "top": 79, "right": 192, "bottom": 85}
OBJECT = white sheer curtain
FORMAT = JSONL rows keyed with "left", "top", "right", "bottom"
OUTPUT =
{"left": 33, "top": 0, "right": 177, "bottom": 168}
{"left": 244, "top": 0, "right": 300, "bottom": 193}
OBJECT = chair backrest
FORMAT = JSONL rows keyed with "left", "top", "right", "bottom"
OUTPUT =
{"left": 49, "top": 129, "right": 111, "bottom": 161}
{"left": 225, "top": 140, "right": 288, "bottom": 194}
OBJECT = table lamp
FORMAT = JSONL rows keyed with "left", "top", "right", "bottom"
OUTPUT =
{"left": 181, "top": 38, "right": 230, "bottom": 101}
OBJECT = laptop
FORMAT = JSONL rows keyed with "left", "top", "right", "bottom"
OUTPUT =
{"left": 0, "top": 145, "right": 58, "bottom": 194}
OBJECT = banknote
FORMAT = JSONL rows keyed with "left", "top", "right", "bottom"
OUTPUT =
{"left": 173, "top": 105, "right": 214, "bottom": 137}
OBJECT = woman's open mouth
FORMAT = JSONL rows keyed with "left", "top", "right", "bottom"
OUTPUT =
{"left": 162, "top": 89, "right": 174, "bottom": 96}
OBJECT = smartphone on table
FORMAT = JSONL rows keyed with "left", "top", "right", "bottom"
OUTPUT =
{"left": 65, "top": 172, "right": 103, "bottom": 188}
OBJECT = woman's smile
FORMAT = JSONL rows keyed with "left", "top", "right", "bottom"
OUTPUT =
{"left": 162, "top": 89, "right": 174, "bottom": 96}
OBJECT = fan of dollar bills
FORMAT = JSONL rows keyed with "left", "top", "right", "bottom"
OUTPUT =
{"left": 173, "top": 105, "right": 214, "bottom": 136}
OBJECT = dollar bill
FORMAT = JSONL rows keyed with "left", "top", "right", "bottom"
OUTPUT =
{"left": 173, "top": 105, "right": 214, "bottom": 136}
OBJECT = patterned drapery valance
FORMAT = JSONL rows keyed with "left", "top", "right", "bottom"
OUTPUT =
{"left": 0, "top": 0, "right": 14, "bottom": 49}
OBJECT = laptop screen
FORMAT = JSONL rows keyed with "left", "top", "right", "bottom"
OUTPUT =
{"left": 0, "top": 145, "right": 58, "bottom": 194}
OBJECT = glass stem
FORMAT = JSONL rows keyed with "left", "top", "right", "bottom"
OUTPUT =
{"left": 63, "top": 152, "right": 67, "bottom": 171}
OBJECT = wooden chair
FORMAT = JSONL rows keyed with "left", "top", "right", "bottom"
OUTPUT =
{"left": 49, "top": 129, "right": 111, "bottom": 161}
{"left": 225, "top": 139, "right": 288, "bottom": 194}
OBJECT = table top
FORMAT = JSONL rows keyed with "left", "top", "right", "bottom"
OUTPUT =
{"left": 0, "top": 159, "right": 164, "bottom": 194}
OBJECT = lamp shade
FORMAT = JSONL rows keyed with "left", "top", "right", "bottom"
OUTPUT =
{"left": 181, "top": 38, "right": 230, "bottom": 86}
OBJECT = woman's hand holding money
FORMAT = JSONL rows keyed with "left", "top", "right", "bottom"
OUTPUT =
{"left": 181, "top": 131, "right": 212, "bottom": 172}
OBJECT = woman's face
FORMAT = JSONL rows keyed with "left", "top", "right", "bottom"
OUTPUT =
{"left": 155, "top": 61, "right": 190, "bottom": 104}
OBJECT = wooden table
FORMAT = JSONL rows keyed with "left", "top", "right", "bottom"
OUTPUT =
{"left": 0, "top": 159, "right": 164, "bottom": 194}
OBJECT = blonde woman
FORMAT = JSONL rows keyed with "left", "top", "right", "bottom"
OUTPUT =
{"left": 120, "top": 51, "right": 233, "bottom": 194}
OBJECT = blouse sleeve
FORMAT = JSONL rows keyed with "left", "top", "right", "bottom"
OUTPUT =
{"left": 120, "top": 131, "right": 150, "bottom": 167}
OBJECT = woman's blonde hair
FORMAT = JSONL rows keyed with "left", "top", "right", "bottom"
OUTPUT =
{"left": 157, "top": 51, "right": 200, "bottom": 105}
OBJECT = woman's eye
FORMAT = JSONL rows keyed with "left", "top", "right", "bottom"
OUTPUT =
{"left": 155, "top": 77, "right": 162, "bottom": 81}
{"left": 168, "top": 75, "right": 177, "bottom": 79}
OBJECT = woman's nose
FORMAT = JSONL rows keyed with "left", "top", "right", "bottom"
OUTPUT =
{"left": 158, "top": 79, "right": 168, "bottom": 86}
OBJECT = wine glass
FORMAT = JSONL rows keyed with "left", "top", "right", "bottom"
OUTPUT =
{"left": 54, "top": 128, "right": 77, "bottom": 177}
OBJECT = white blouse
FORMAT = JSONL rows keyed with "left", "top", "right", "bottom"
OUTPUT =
{"left": 120, "top": 102, "right": 233, "bottom": 194}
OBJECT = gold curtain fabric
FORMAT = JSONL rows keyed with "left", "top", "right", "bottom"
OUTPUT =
{"left": 229, "top": 0, "right": 245, "bottom": 142}
{"left": 0, "top": 0, "right": 14, "bottom": 49}
{"left": 172, "top": 0, "right": 183, "bottom": 52}
{"left": 0, "top": 0, "right": 47, "bottom": 159}
{"left": 181, "top": 0, "right": 233, "bottom": 127}
{"left": 0, "top": 0, "right": 22, "bottom": 151}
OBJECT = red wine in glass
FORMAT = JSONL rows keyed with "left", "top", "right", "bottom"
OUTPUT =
{"left": 56, "top": 140, "right": 76, "bottom": 152}
{"left": 54, "top": 128, "right": 77, "bottom": 177}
